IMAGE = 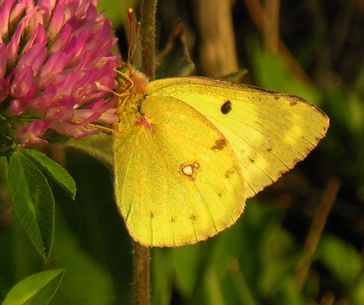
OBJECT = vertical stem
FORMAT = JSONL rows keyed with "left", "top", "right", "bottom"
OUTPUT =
{"left": 133, "top": 242, "right": 150, "bottom": 305}
{"left": 140, "top": 0, "right": 158, "bottom": 80}
{"left": 264, "top": 0, "right": 280, "bottom": 54}
{"left": 132, "top": 1, "right": 158, "bottom": 305}
{"left": 194, "top": 0, "right": 238, "bottom": 77}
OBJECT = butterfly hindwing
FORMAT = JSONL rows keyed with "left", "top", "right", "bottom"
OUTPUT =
{"left": 113, "top": 95, "right": 246, "bottom": 247}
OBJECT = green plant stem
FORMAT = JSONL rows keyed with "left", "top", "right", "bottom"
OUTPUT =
{"left": 132, "top": 1, "right": 158, "bottom": 305}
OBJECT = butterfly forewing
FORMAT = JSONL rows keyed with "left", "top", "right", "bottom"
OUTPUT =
{"left": 147, "top": 78, "right": 329, "bottom": 199}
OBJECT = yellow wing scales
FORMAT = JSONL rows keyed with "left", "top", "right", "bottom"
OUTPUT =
{"left": 113, "top": 74, "right": 329, "bottom": 247}
{"left": 147, "top": 77, "right": 329, "bottom": 198}
{"left": 113, "top": 95, "right": 246, "bottom": 247}
{"left": 160, "top": 125, "right": 240, "bottom": 231}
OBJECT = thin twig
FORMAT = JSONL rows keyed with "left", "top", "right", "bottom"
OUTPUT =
{"left": 158, "top": 20, "right": 186, "bottom": 62}
{"left": 294, "top": 177, "right": 341, "bottom": 290}
{"left": 243, "top": 0, "right": 313, "bottom": 85}
{"left": 264, "top": 0, "right": 280, "bottom": 54}
{"left": 320, "top": 292, "right": 335, "bottom": 305}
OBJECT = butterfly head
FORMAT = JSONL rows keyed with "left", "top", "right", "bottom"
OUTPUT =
{"left": 113, "top": 63, "right": 149, "bottom": 126}
{"left": 116, "top": 63, "right": 148, "bottom": 95}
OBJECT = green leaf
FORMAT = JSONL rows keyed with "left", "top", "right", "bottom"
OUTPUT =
{"left": 318, "top": 235, "right": 363, "bottom": 285}
{"left": 8, "top": 151, "right": 55, "bottom": 258}
{"left": 24, "top": 149, "right": 76, "bottom": 200}
{"left": 352, "top": 274, "right": 364, "bottom": 305}
{"left": 156, "top": 29, "right": 195, "bottom": 78}
{"left": 170, "top": 245, "right": 202, "bottom": 297}
{"left": 2, "top": 269, "right": 64, "bottom": 305}
{"left": 250, "top": 46, "right": 321, "bottom": 105}
{"left": 152, "top": 249, "right": 173, "bottom": 305}
{"left": 273, "top": 278, "right": 304, "bottom": 305}
{"left": 51, "top": 212, "right": 116, "bottom": 305}
{"left": 66, "top": 134, "right": 113, "bottom": 167}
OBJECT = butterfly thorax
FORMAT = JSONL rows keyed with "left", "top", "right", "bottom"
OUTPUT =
{"left": 115, "top": 64, "right": 149, "bottom": 128}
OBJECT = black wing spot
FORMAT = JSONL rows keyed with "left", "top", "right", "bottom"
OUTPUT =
{"left": 220, "top": 100, "right": 232, "bottom": 114}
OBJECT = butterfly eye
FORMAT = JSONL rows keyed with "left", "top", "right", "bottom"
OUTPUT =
{"left": 220, "top": 100, "right": 232, "bottom": 114}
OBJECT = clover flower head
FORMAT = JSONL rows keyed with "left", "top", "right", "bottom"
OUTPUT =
{"left": 0, "top": 0, "right": 120, "bottom": 151}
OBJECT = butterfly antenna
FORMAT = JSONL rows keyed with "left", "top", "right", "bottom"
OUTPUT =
{"left": 127, "top": 8, "right": 133, "bottom": 65}
{"left": 127, "top": 8, "right": 141, "bottom": 65}
{"left": 130, "top": 21, "right": 141, "bottom": 62}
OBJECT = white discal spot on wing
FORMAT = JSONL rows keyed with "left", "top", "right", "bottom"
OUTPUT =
{"left": 180, "top": 161, "right": 200, "bottom": 180}
{"left": 182, "top": 164, "right": 193, "bottom": 176}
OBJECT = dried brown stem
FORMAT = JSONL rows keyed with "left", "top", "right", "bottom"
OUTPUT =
{"left": 158, "top": 20, "right": 186, "bottom": 62}
{"left": 294, "top": 177, "right": 341, "bottom": 290}
{"left": 264, "top": 0, "right": 280, "bottom": 54}
{"left": 243, "top": 0, "right": 313, "bottom": 85}
{"left": 320, "top": 292, "right": 335, "bottom": 305}
{"left": 194, "top": 0, "right": 238, "bottom": 77}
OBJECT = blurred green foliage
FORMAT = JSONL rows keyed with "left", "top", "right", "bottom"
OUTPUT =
{"left": 1, "top": 1, "right": 363, "bottom": 305}
{"left": 2, "top": 269, "right": 64, "bottom": 305}
{"left": 97, "top": 0, "right": 137, "bottom": 28}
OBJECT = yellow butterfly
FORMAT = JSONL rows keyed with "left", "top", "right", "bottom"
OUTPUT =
{"left": 113, "top": 67, "right": 329, "bottom": 247}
